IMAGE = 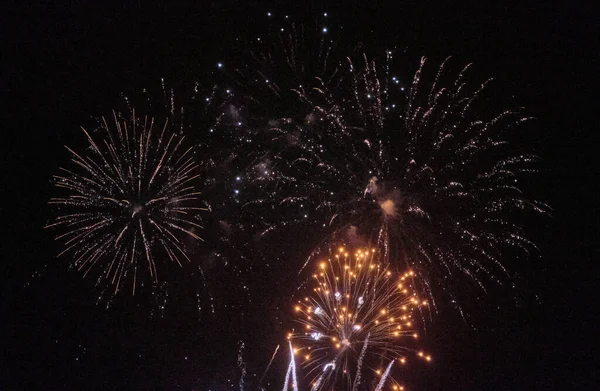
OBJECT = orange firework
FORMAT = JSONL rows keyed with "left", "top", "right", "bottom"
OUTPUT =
{"left": 289, "top": 246, "right": 431, "bottom": 391}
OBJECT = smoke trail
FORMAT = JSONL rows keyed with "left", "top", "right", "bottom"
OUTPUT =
{"left": 237, "top": 340, "right": 246, "bottom": 391}
{"left": 374, "top": 360, "right": 394, "bottom": 391}
{"left": 352, "top": 333, "right": 370, "bottom": 391}
{"left": 260, "top": 344, "right": 280, "bottom": 383}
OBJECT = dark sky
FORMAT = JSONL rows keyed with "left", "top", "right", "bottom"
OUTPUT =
{"left": 2, "top": 1, "right": 598, "bottom": 390}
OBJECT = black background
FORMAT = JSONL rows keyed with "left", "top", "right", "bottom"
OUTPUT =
{"left": 2, "top": 1, "right": 598, "bottom": 390}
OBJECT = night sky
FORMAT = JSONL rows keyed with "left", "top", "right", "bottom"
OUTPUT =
{"left": 2, "top": 1, "right": 598, "bottom": 390}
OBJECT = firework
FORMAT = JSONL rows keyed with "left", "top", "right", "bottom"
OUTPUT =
{"left": 289, "top": 246, "right": 430, "bottom": 391}
{"left": 295, "top": 55, "right": 548, "bottom": 311}
{"left": 47, "top": 110, "right": 205, "bottom": 294}
{"left": 219, "top": 18, "right": 547, "bottom": 312}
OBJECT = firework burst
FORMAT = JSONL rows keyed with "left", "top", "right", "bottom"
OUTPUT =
{"left": 294, "top": 55, "right": 548, "bottom": 311}
{"left": 219, "top": 19, "right": 547, "bottom": 312}
{"left": 289, "top": 246, "right": 430, "bottom": 391}
{"left": 47, "top": 110, "right": 205, "bottom": 294}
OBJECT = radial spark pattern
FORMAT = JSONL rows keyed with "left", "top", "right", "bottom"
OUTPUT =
{"left": 289, "top": 246, "right": 430, "bottom": 391}
{"left": 288, "top": 55, "right": 548, "bottom": 310}
{"left": 47, "top": 111, "right": 205, "bottom": 294}
{"left": 218, "top": 19, "right": 547, "bottom": 312}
